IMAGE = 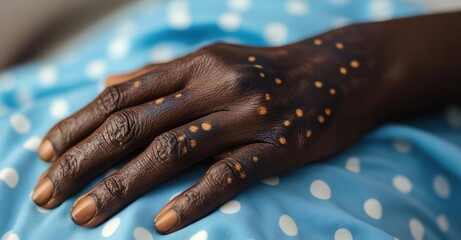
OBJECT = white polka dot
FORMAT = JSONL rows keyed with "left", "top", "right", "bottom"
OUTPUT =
{"left": 50, "top": 98, "right": 70, "bottom": 119}
{"left": 23, "top": 136, "right": 42, "bottom": 152}
{"left": 15, "top": 88, "right": 33, "bottom": 105}
{"left": 261, "top": 176, "right": 279, "bottom": 186}
{"left": 369, "top": 0, "right": 393, "bottom": 20}
{"left": 433, "top": 174, "right": 451, "bottom": 199}
{"left": 446, "top": 106, "right": 461, "bottom": 128}
{"left": 279, "top": 214, "right": 298, "bottom": 237}
{"left": 85, "top": 59, "right": 107, "bottom": 80}
{"left": 264, "top": 22, "right": 288, "bottom": 46}
{"left": 393, "top": 175, "right": 412, "bottom": 194}
{"left": 335, "top": 228, "right": 353, "bottom": 240}
{"left": 102, "top": 217, "right": 121, "bottom": 237}
{"left": 285, "top": 0, "right": 309, "bottom": 15}
{"left": 219, "top": 200, "right": 240, "bottom": 214}
{"left": 167, "top": 0, "right": 191, "bottom": 30}
{"left": 393, "top": 139, "right": 412, "bottom": 153}
{"left": 0, "top": 73, "right": 15, "bottom": 91}
{"left": 310, "top": 180, "right": 331, "bottom": 200}
{"left": 330, "top": 0, "right": 350, "bottom": 5}
{"left": 218, "top": 12, "right": 241, "bottom": 32}
{"left": 345, "top": 156, "right": 360, "bottom": 173}
{"left": 1, "top": 231, "right": 20, "bottom": 240}
{"left": 436, "top": 214, "right": 449, "bottom": 232}
{"left": 228, "top": 0, "right": 251, "bottom": 12}
{"left": 36, "top": 206, "right": 50, "bottom": 213}
{"left": 0, "top": 168, "right": 19, "bottom": 188}
{"left": 107, "top": 36, "right": 131, "bottom": 59}
{"left": 409, "top": 218, "right": 425, "bottom": 240}
{"left": 332, "top": 17, "right": 351, "bottom": 28}
{"left": 10, "top": 113, "right": 31, "bottom": 134}
{"left": 133, "top": 227, "right": 153, "bottom": 240}
{"left": 116, "top": 20, "right": 136, "bottom": 35}
{"left": 190, "top": 230, "right": 208, "bottom": 240}
{"left": 38, "top": 65, "right": 57, "bottom": 87}
{"left": 149, "top": 43, "right": 177, "bottom": 63}
{"left": 364, "top": 198, "right": 382, "bottom": 220}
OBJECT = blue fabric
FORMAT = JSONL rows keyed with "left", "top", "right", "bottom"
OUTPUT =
{"left": 1, "top": 0, "right": 460, "bottom": 239}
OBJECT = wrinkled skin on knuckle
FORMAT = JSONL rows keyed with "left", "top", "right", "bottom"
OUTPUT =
{"left": 96, "top": 85, "right": 123, "bottom": 115}
{"left": 148, "top": 132, "right": 185, "bottom": 169}
{"left": 205, "top": 159, "right": 247, "bottom": 191}
{"left": 102, "top": 111, "right": 137, "bottom": 148}
{"left": 57, "top": 147, "right": 85, "bottom": 180}
{"left": 174, "top": 189, "right": 207, "bottom": 217}
{"left": 102, "top": 174, "right": 128, "bottom": 200}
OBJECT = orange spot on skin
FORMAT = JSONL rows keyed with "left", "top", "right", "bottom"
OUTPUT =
{"left": 178, "top": 135, "right": 186, "bottom": 142}
{"left": 190, "top": 139, "right": 197, "bottom": 148}
{"left": 181, "top": 146, "right": 187, "bottom": 154}
{"left": 265, "top": 93, "right": 271, "bottom": 101}
{"left": 314, "top": 38, "right": 322, "bottom": 45}
{"left": 252, "top": 156, "right": 259, "bottom": 162}
{"left": 314, "top": 81, "right": 323, "bottom": 88}
{"left": 259, "top": 72, "right": 265, "bottom": 78}
{"left": 133, "top": 81, "right": 141, "bottom": 88}
{"left": 254, "top": 64, "right": 263, "bottom": 69}
{"left": 227, "top": 177, "right": 233, "bottom": 184}
{"left": 336, "top": 42, "right": 344, "bottom": 49}
{"left": 201, "top": 122, "right": 212, "bottom": 131}
{"left": 248, "top": 56, "right": 256, "bottom": 62}
{"left": 296, "top": 109, "right": 303, "bottom": 117}
{"left": 283, "top": 120, "right": 291, "bottom": 127}
{"left": 318, "top": 115, "right": 325, "bottom": 123}
{"left": 175, "top": 93, "right": 183, "bottom": 98}
{"left": 325, "top": 108, "right": 332, "bottom": 116}
{"left": 189, "top": 125, "right": 199, "bottom": 132}
{"left": 259, "top": 106, "right": 267, "bottom": 115}
{"left": 306, "top": 130, "right": 312, "bottom": 138}
{"left": 235, "top": 163, "right": 242, "bottom": 171}
{"left": 275, "top": 78, "right": 282, "bottom": 85}
{"left": 350, "top": 60, "right": 360, "bottom": 68}
{"left": 279, "top": 137, "right": 287, "bottom": 144}
{"left": 340, "top": 67, "right": 347, "bottom": 75}
{"left": 329, "top": 88, "right": 336, "bottom": 95}
{"left": 240, "top": 172, "right": 247, "bottom": 179}
{"left": 155, "top": 98, "right": 165, "bottom": 104}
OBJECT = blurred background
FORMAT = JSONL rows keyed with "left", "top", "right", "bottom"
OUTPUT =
{"left": 1, "top": 0, "right": 461, "bottom": 70}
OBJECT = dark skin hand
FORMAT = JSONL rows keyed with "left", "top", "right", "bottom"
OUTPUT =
{"left": 32, "top": 11, "right": 461, "bottom": 234}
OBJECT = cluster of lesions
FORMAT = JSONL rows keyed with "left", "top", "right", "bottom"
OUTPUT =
{"left": 248, "top": 52, "right": 336, "bottom": 145}
{"left": 175, "top": 122, "right": 213, "bottom": 154}
{"left": 312, "top": 37, "right": 361, "bottom": 75}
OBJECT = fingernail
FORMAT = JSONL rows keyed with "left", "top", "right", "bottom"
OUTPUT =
{"left": 38, "top": 169, "right": 50, "bottom": 181}
{"left": 155, "top": 200, "right": 176, "bottom": 223}
{"left": 71, "top": 196, "right": 97, "bottom": 224}
{"left": 38, "top": 139, "right": 55, "bottom": 161}
{"left": 155, "top": 209, "right": 178, "bottom": 232}
{"left": 32, "top": 178, "right": 54, "bottom": 205}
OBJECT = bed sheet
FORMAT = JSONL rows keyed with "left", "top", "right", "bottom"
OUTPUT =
{"left": 1, "top": 0, "right": 460, "bottom": 239}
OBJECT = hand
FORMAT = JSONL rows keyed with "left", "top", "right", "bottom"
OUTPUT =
{"left": 32, "top": 25, "right": 383, "bottom": 234}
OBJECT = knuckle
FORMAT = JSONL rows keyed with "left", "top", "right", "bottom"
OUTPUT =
{"left": 102, "top": 111, "right": 137, "bottom": 147}
{"left": 148, "top": 132, "right": 185, "bottom": 167}
{"left": 206, "top": 159, "right": 247, "bottom": 190}
{"left": 58, "top": 147, "right": 85, "bottom": 178}
{"left": 182, "top": 189, "right": 207, "bottom": 211}
{"left": 103, "top": 174, "right": 128, "bottom": 199}
{"left": 97, "top": 85, "right": 123, "bottom": 114}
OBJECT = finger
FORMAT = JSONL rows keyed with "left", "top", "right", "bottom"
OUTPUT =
{"left": 69, "top": 111, "right": 261, "bottom": 226}
{"left": 33, "top": 89, "right": 211, "bottom": 208}
{"left": 105, "top": 64, "right": 159, "bottom": 87}
{"left": 154, "top": 143, "right": 283, "bottom": 234}
{"left": 38, "top": 64, "right": 187, "bottom": 162}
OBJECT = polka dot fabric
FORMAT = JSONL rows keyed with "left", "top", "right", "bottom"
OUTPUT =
{"left": 0, "top": 0, "right": 460, "bottom": 239}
